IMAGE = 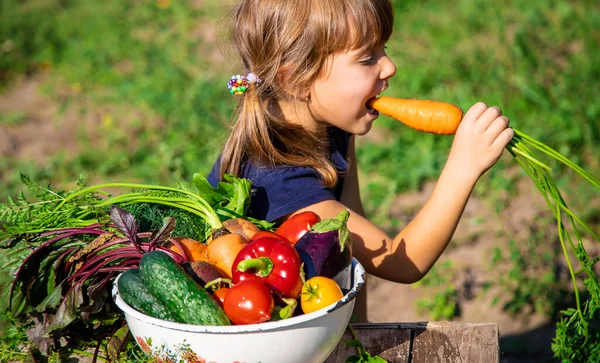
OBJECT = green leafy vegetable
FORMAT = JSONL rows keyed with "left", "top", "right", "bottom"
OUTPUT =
{"left": 0, "top": 174, "right": 109, "bottom": 243}
{"left": 0, "top": 172, "right": 271, "bottom": 359}
{"left": 1, "top": 172, "right": 261, "bottom": 243}
{"left": 123, "top": 174, "right": 258, "bottom": 241}
{"left": 193, "top": 173, "right": 252, "bottom": 216}
{"left": 124, "top": 199, "right": 211, "bottom": 242}
{"left": 1, "top": 206, "right": 185, "bottom": 356}
{"left": 0, "top": 239, "right": 30, "bottom": 314}
{"left": 192, "top": 173, "right": 274, "bottom": 230}
{"left": 344, "top": 325, "right": 388, "bottom": 363}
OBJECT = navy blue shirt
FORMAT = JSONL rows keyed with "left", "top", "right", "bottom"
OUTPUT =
{"left": 207, "top": 127, "right": 351, "bottom": 222}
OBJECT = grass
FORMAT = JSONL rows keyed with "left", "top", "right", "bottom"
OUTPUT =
{"left": 0, "top": 0, "right": 598, "bottom": 204}
{"left": 1, "top": 0, "right": 238, "bottom": 194}
{"left": 0, "top": 0, "right": 599, "bottom": 360}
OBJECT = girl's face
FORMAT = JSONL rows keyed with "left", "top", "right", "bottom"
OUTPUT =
{"left": 309, "top": 43, "right": 396, "bottom": 135}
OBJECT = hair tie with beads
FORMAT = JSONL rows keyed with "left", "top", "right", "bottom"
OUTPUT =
{"left": 228, "top": 73, "right": 262, "bottom": 95}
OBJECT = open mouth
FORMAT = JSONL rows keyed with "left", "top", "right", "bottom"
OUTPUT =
{"left": 366, "top": 98, "right": 378, "bottom": 115}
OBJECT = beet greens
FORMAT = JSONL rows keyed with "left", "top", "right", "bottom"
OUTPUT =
{"left": 1, "top": 206, "right": 186, "bottom": 358}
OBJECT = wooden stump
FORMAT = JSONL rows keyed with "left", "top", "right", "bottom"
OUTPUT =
{"left": 325, "top": 322, "right": 499, "bottom": 363}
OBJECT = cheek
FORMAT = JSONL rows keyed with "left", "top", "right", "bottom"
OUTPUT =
{"left": 324, "top": 76, "right": 371, "bottom": 99}
{"left": 343, "top": 73, "right": 377, "bottom": 97}
{"left": 337, "top": 83, "right": 374, "bottom": 109}
{"left": 315, "top": 89, "right": 364, "bottom": 116}
{"left": 311, "top": 72, "right": 375, "bottom": 116}
{"left": 317, "top": 66, "right": 373, "bottom": 97}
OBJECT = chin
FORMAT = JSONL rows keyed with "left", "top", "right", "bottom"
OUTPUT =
{"left": 354, "top": 121, "right": 374, "bottom": 136}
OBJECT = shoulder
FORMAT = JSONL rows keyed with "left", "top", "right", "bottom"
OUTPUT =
{"left": 206, "top": 128, "right": 351, "bottom": 222}
{"left": 206, "top": 155, "right": 222, "bottom": 187}
{"left": 245, "top": 164, "right": 336, "bottom": 222}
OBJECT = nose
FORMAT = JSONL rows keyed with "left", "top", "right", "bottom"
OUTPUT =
{"left": 379, "top": 55, "right": 396, "bottom": 80}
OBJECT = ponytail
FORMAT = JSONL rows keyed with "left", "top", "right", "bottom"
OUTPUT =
{"left": 219, "top": 86, "right": 339, "bottom": 188}
{"left": 220, "top": 87, "right": 266, "bottom": 179}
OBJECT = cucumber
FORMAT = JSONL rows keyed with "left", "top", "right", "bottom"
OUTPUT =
{"left": 139, "top": 251, "right": 230, "bottom": 326}
{"left": 117, "top": 268, "right": 181, "bottom": 322}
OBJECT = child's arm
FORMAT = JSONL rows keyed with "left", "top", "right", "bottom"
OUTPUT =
{"left": 294, "top": 102, "right": 514, "bottom": 283}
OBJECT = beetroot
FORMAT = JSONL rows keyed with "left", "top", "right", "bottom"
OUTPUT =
{"left": 186, "top": 260, "right": 225, "bottom": 285}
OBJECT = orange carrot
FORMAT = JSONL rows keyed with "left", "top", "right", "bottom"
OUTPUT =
{"left": 169, "top": 237, "right": 209, "bottom": 263}
{"left": 368, "top": 96, "right": 463, "bottom": 135}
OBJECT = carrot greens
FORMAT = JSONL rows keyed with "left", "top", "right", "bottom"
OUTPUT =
{"left": 507, "top": 129, "right": 599, "bottom": 362}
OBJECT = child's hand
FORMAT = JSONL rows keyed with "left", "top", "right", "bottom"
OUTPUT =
{"left": 447, "top": 102, "right": 514, "bottom": 180}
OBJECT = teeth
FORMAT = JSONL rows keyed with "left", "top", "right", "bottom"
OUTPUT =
{"left": 366, "top": 98, "right": 377, "bottom": 114}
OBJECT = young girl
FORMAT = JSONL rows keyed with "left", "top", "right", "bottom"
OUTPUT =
{"left": 208, "top": 0, "right": 514, "bottom": 319}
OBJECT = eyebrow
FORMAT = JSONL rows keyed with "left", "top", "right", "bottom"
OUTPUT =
{"left": 350, "top": 46, "right": 372, "bottom": 60}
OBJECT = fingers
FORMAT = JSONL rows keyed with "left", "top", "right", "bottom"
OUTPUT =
{"left": 486, "top": 115, "right": 510, "bottom": 138}
{"left": 451, "top": 102, "right": 513, "bottom": 176}
{"left": 471, "top": 106, "right": 501, "bottom": 134}
{"left": 462, "top": 103, "right": 503, "bottom": 131}
{"left": 492, "top": 127, "right": 515, "bottom": 151}
{"left": 483, "top": 108, "right": 513, "bottom": 153}
{"left": 462, "top": 101, "right": 513, "bottom": 150}
{"left": 463, "top": 103, "right": 509, "bottom": 132}
{"left": 462, "top": 102, "right": 489, "bottom": 124}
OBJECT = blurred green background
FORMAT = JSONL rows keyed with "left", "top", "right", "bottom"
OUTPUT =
{"left": 1, "top": 0, "right": 598, "bottom": 361}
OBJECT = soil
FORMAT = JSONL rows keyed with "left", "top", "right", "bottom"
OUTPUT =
{"left": 1, "top": 75, "right": 597, "bottom": 362}
{"left": 357, "top": 178, "right": 559, "bottom": 362}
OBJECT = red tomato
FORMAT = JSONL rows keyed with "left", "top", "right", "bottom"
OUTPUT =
{"left": 212, "top": 287, "right": 229, "bottom": 307}
{"left": 275, "top": 211, "right": 321, "bottom": 245}
{"left": 249, "top": 230, "right": 287, "bottom": 243}
{"left": 223, "top": 279, "right": 274, "bottom": 325}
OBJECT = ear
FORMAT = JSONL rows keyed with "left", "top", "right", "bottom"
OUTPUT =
{"left": 286, "top": 84, "right": 310, "bottom": 102}
{"left": 298, "top": 89, "right": 310, "bottom": 102}
{"left": 293, "top": 80, "right": 310, "bottom": 101}
{"left": 277, "top": 63, "right": 311, "bottom": 100}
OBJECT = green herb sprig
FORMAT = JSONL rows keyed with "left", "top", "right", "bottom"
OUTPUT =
{"left": 344, "top": 324, "right": 388, "bottom": 363}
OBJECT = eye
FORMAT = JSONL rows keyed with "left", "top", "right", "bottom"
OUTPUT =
{"left": 360, "top": 57, "right": 377, "bottom": 66}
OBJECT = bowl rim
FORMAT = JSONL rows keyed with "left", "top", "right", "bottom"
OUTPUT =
{"left": 112, "top": 257, "right": 365, "bottom": 333}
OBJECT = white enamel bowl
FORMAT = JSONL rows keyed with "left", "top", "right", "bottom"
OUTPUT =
{"left": 112, "top": 258, "right": 365, "bottom": 363}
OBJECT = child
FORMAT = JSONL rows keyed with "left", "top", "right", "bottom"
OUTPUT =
{"left": 207, "top": 0, "right": 513, "bottom": 320}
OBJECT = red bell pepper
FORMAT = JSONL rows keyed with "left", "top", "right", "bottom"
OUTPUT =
{"left": 232, "top": 236, "right": 303, "bottom": 299}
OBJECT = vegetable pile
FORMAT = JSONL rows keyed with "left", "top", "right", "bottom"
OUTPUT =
{"left": 0, "top": 173, "right": 358, "bottom": 361}
{"left": 370, "top": 96, "right": 600, "bottom": 362}
{"left": 119, "top": 207, "right": 352, "bottom": 326}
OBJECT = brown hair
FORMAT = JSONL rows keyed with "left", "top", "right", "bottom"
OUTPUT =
{"left": 219, "top": 0, "right": 394, "bottom": 187}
